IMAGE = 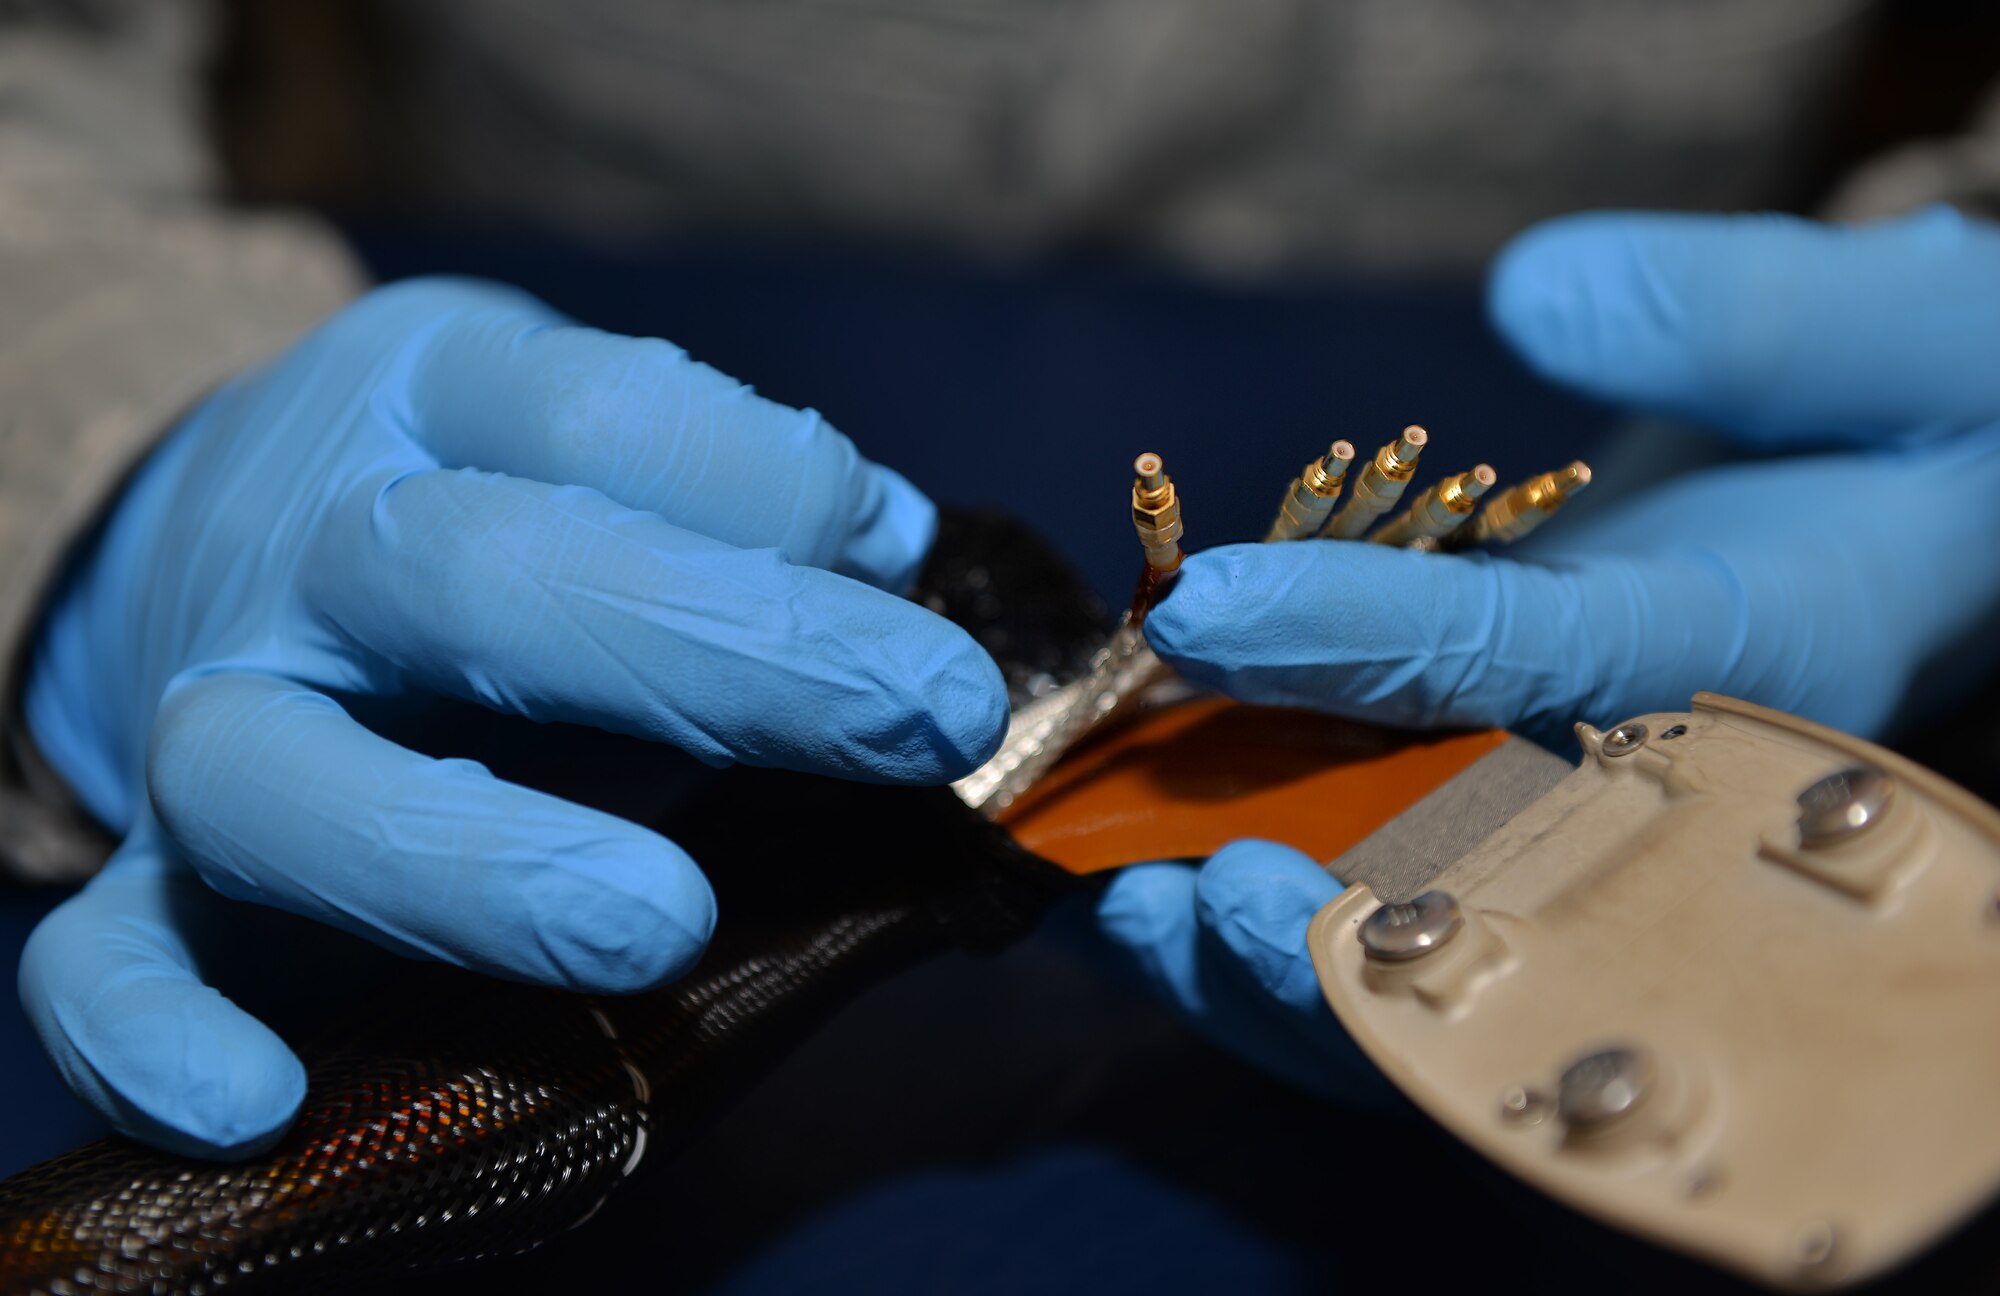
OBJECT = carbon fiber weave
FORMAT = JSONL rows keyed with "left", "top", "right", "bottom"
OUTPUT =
{"left": 0, "top": 511, "right": 1099, "bottom": 1295}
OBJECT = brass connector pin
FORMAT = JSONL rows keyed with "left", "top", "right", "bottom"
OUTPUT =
{"left": 1320, "top": 426, "right": 1428, "bottom": 539}
{"left": 1262, "top": 440, "right": 1356, "bottom": 543}
{"left": 1370, "top": 464, "right": 1498, "bottom": 547}
{"left": 1131, "top": 452, "right": 1185, "bottom": 573}
{"left": 954, "top": 453, "right": 1183, "bottom": 815}
{"left": 1455, "top": 460, "right": 1592, "bottom": 548}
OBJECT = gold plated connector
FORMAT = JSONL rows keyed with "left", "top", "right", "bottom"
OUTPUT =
{"left": 1457, "top": 461, "right": 1592, "bottom": 548}
{"left": 1320, "top": 426, "right": 1428, "bottom": 540}
{"left": 1262, "top": 440, "right": 1357, "bottom": 543}
{"left": 1370, "top": 464, "right": 1497, "bottom": 547}
{"left": 1131, "top": 452, "right": 1185, "bottom": 573}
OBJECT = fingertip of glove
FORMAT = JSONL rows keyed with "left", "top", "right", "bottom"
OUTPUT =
{"left": 1195, "top": 842, "right": 1340, "bottom": 922}
{"left": 1093, "top": 862, "right": 1198, "bottom": 955}
{"left": 1193, "top": 841, "right": 1339, "bottom": 962}
{"left": 943, "top": 647, "right": 1012, "bottom": 776}
{"left": 1144, "top": 549, "right": 1256, "bottom": 665}
{"left": 1486, "top": 211, "right": 1664, "bottom": 390}
{"left": 1487, "top": 209, "right": 1913, "bottom": 423}
{"left": 20, "top": 886, "right": 308, "bottom": 1159}
{"left": 883, "top": 623, "right": 1010, "bottom": 783}
{"left": 151, "top": 1057, "right": 308, "bottom": 1162}
{"left": 836, "top": 466, "right": 937, "bottom": 593}
{"left": 95, "top": 1006, "right": 306, "bottom": 1161}
{"left": 692, "top": 557, "right": 1009, "bottom": 785}
{"left": 521, "top": 835, "right": 718, "bottom": 995}
{"left": 1145, "top": 544, "right": 1404, "bottom": 679}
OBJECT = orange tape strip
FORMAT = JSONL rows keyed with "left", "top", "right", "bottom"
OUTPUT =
{"left": 999, "top": 696, "right": 1507, "bottom": 875}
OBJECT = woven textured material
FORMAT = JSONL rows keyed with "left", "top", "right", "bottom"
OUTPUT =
{"left": 3, "top": 979, "right": 640, "bottom": 1292}
{"left": 0, "top": 511, "right": 1094, "bottom": 1294}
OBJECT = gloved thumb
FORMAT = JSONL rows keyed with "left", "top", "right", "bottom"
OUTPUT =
{"left": 19, "top": 823, "right": 305, "bottom": 1158}
{"left": 1488, "top": 206, "right": 2000, "bottom": 448}
{"left": 1144, "top": 433, "right": 2000, "bottom": 748}
{"left": 1091, "top": 841, "right": 1391, "bottom": 1102}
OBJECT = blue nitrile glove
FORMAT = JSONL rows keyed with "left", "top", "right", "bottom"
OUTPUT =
{"left": 18, "top": 278, "right": 1008, "bottom": 1157}
{"left": 1096, "top": 207, "right": 2000, "bottom": 1092}
{"left": 1087, "top": 840, "right": 1393, "bottom": 1104}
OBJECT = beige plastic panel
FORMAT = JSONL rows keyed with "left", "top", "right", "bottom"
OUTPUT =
{"left": 1310, "top": 693, "right": 2000, "bottom": 1290}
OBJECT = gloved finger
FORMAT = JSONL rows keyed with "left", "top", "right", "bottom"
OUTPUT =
{"left": 147, "top": 670, "right": 717, "bottom": 994}
{"left": 18, "top": 822, "right": 305, "bottom": 1159}
{"left": 311, "top": 466, "right": 1006, "bottom": 781}
{"left": 1092, "top": 842, "right": 1386, "bottom": 1101}
{"left": 1146, "top": 540, "right": 1634, "bottom": 746}
{"left": 385, "top": 278, "right": 930, "bottom": 589}
{"left": 1488, "top": 206, "right": 2000, "bottom": 447}
{"left": 1146, "top": 432, "right": 2000, "bottom": 745}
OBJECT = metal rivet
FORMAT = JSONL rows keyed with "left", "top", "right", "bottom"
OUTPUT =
{"left": 1358, "top": 891, "right": 1464, "bottom": 962}
{"left": 1796, "top": 766, "right": 1895, "bottom": 849}
{"left": 1498, "top": 1086, "right": 1551, "bottom": 1126}
{"left": 1556, "top": 1046, "right": 1654, "bottom": 1130}
{"left": 1659, "top": 724, "right": 1688, "bottom": 740}
{"left": 1600, "top": 723, "right": 1648, "bottom": 756}
{"left": 1792, "top": 1219, "right": 1841, "bottom": 1272}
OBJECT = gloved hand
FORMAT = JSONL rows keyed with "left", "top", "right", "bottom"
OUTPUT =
{"left": 1097, "top": 206, "right": 2000, "bottom": 1092}
{"left": 1088, "top": 840, "right": 1392, "bottom": 1104}
{"left": 18, "top": 278, "right": 1008, "bottom": 1157}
